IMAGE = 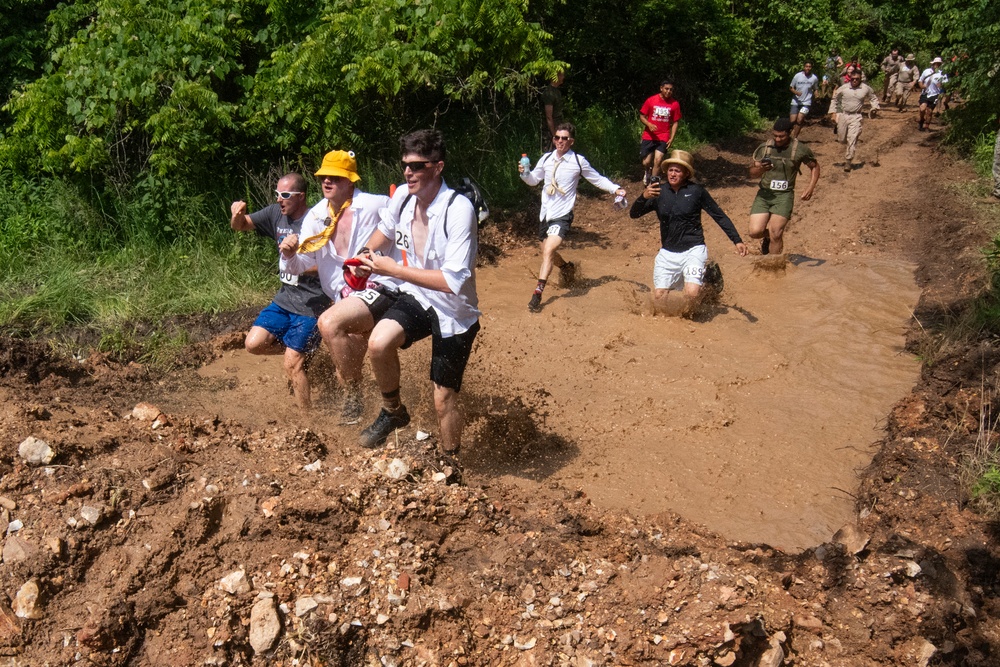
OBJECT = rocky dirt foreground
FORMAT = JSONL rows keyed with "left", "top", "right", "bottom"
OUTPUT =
{"left": 0, "top": 334, "right": 998, "bottom": 667}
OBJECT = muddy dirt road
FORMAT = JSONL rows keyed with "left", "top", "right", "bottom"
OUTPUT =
{"left": 3, "top": 108, "right": 1000, "bottom": 666}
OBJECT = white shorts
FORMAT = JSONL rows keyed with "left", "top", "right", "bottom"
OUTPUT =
{"left": 653, "top": 245, "right": 708, "bottom": 290}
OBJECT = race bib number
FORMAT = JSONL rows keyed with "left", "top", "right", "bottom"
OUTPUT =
{"left": 351, "top": 288, "right": 381, "bottom": 305}
{"left": 395, "top": 231, "right": 411, "bottom": 251}
{"left": 769, "top": 180, "right": 789, "bottom": 191}
{"left": 546, "top": 224, "right": 562, "bottom": 236}
{"left": 279, "top": 271, "right": 299, "bottom": 286}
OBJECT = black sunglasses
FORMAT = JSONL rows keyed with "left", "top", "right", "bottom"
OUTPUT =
{"left": 401, "top": 160, "right": 436, "bottom": 172}
{"left": 553, "top": 135, "right": 572, "bottom": 141}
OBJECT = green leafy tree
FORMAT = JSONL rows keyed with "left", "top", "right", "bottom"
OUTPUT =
{"left": 1, "top": 0, "right": 247, "bottom": 180}
{"left": 929, "top": 0, "right": 1000, "bottom": 147}
{"left": 245, "top": 0, "right": 557, "bottom": 157}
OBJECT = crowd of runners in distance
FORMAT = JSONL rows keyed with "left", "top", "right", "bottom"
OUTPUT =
{"left": 227, "top": 48, "right": 969, "bottom": 460}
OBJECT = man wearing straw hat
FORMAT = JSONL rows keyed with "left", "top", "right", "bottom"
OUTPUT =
{"left": 630, "top": 150, "right": 747, "bottom": 317}
{"left": 895, "top": 54, "right": 920, "bottom": 111}
{"left": 277, "top": 150, "right": 395, "bottom": 423}
{"left": 230, "top": 173, "right": 329, "bottom": 413}
{"left": 747, "top": 117, "right": 820, "bottom": 255}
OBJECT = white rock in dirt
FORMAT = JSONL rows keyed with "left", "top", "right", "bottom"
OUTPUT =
{"left": 904, "top": 561, "right": 922, "bottom": 578}
{"left": 758, "top": 640, "right": 784, "bottom": 667}
{"left": 79, "top": 505, "right": 102, "bottom": 525}
{"left": 915, "top": 638, "right": 937, "bottom": 667}
{"left": 832, "top": 524, "right": 870, "bottom": 555}
{"left": 294, "top": 597, "right": 318, "bottom": 617}
{"left": 219, "top": 570, "right": 250, "bottom": 595}
{"left": 249, "top": 597, "right": 281, "bottom": 654}
{"left": 6, "top": 519, "right": 22, "bottom": 534}
{"left": 18, "top": 436, "right": 55, "bottom": 465}
{"left": 513, "top": 636, "right": 537, "bottom": 650}
{"left": 384, "top": 459, "right": 410, "bottom": 480}
{"left": 2, "top": 535, "right": 32, "bottom": 564}
{"left": 13, "top": 580, "right": 44, "bottom": 620}
{"left": 415, "top": 430, "right": 431, "bottom": 441}
{"left": 341, "top": 576, "right": 363, "bottom": 587}
{"left": 302, "top": 460, "right": 322, "bottom": 473}
{"left": 131, "top": 402, "right": 162, "bottom": 421}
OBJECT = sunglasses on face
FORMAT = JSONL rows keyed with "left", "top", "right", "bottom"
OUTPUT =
{"left": 401, "top": 160, "right": 436, "bottom": 172}
{"left": 553, "top": 135, "right": 572, "bottom": 142}
{"left": 275, "top": 190, "right": 303, "bottom": 200}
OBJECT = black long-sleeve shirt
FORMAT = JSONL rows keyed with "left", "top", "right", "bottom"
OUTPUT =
{"left": 629, "top": 181, "right": 743, "bottom": 252}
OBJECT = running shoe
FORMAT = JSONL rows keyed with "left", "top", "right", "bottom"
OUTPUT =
{"left": 760, "top": 231, "right": 770, "bottom": 256}
{"left": 528, "top": 292, "right": 542, "bottom": 312}
{"left": 359, "top": 406, "right": 410, "bottom": 448}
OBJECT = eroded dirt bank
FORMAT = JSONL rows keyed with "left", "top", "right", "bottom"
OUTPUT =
{"left": 2, "top": 114, "right": 1000, "bottom": 666}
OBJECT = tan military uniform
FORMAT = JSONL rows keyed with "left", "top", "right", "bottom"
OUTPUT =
{"left": 834, "top": 82, "right": 880, "bottom": 163}
{"left": 895, "top": 62, "right": 919, "bottom": 110}
{"left": 880, "top": 54, "right": 904, "bottom": 103}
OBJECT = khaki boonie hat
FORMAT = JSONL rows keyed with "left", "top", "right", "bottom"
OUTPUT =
{"left": 661, "top": 150, "right": 695, "bottom": 178}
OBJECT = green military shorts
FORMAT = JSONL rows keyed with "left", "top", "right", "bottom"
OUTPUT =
{"left": 750, "top": 189, "right": 795, "bottom": 219}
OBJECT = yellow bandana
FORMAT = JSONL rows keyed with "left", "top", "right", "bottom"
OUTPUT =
{"left": 297, "top": 199, "right": 352, "bottom": 254}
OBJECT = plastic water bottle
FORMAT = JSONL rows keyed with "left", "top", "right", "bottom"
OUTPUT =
{"left": 519, "top": 154, "right": 531, "bottom": 171}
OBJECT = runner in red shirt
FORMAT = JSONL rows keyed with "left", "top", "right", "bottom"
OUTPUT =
{"left": 639, "top": 80, "right": 683, "bottom": 185}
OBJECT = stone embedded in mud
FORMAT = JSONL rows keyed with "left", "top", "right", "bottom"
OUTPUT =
{"left": 0, "top": 497, "right": 15, "bottom": 511}
{"left": 793, "top": 614, "right": 824, "bottom": 635}
{"left": 13, "top": 580, "right": 44, "bottom": 620}
{"left": 832, "top": 524, "right": 870, "bottom": 555}
{"left": 758, "top": 638, "right": 785, "bottom": 667}
{"left": 2, "top": 535, "right": 33, "bottom": 564}
{"left": 79, "top": 505, "right": 102, "bottom": 525}
{"left": 249, "top": 597, "right": 281, "bottom": 653}
{"left": 219, "top": 570, "right": 250, "bottom": 595}
{"left": 131, "top": 402, "right": 162, "bottom": 421}
{"left": 294, "top": 597, "right": 318, "bottom": 617}
{"left": 374, "top": 458, "right": 410, "bottom": 480}
{"left": 18, "top": 436, "right": 55, "bottom": 466}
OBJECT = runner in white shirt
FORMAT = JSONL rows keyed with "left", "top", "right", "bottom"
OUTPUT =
{"left": 519, "top": 122, "right": 626, "bottom": 312}
{"left": 277, "top": 150, "right": 396, "bottom": 423}
{"left": 917, "top": 57, "right": 949, "bottom": 132}
{"left": 353, "top": 129, "right": 481, "bottom": 457}
{"left": 788, "top": 61, "right": 820, "bottom": 138}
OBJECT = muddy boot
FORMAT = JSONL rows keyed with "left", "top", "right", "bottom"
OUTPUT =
{"left": 760, "top": 230, "right": 771, "bottom": 256}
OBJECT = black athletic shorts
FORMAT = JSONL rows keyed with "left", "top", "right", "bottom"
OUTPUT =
{"left": 382, "top": 293, "right": 480, "bottom": 392}
{"left": 349, "top": 283, "right": 400, "bottom": 322}
{"left": 538, "top": 212, "right": 574, "bottom": 240}
{"left": 639, "top": 138, "right": 668, "bottom": 160}
{"left": 919, "top": 92, "right": 939, "bottom": 109}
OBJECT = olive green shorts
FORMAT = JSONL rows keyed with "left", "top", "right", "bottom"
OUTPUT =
{"left": 750, "top": 189, "right": 795, "bottom": 219}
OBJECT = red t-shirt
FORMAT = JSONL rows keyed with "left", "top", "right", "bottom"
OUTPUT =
{"left": 640, "top": 94, "right": 682, "bottom": 142}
